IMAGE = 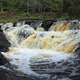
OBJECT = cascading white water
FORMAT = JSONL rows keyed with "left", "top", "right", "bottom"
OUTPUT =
{"left": 1, "top": 22, "right": 80, "bottom": 77}
{"left": 1, "top": 23, "right": 35, "bottom": 47}
{"left": 2, "top": 48, "right": 72, "bottom": 77}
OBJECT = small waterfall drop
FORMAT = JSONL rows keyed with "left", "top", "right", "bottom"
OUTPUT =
{"left": 1, "top": 21, "right": 80, "bottom": 78}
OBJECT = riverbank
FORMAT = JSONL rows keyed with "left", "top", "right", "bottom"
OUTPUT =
{"left": 0, "top": 12, "right": 58, "bottom": 23}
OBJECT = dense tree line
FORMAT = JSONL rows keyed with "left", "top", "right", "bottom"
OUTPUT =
{"left": 0, "top": 0, "right": 80, "bottom": 17}
{"left": 63, "top": 0, "right": 80, "bottom": 17}
{"left": 0, "top": 0, "right": 63, "bottom": 13}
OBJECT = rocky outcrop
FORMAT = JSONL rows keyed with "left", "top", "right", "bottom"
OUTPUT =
{"left": 0, "top": 67, "right": 35, "bottom": 80}
{"left": 18, "top": 19, "right": 56, "bottom": 30}
{"left": 0, "top": 32, "right": 10, "bottom": 52}
{"left": 0, "top": 25, "right": 10, "bottom": 52}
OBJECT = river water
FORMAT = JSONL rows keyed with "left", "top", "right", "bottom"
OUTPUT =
{"left": 1, "top": 21, "right": 80, "bottom": 80}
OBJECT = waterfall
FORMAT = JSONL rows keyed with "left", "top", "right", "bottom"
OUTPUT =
{"left": 1, "top": 21, "right": 80, "bottom": 77}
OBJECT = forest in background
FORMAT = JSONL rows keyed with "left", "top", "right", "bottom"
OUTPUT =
{"left": 0, "top": 0, "right": 80, "bottom": 22}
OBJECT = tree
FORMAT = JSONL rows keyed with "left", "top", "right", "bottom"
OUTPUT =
{"left": 63, "top": 0, "right": 80, "bottom": 17}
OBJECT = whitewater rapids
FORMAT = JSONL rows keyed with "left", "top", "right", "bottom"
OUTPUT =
{"left": 1, "top": 21, "right": 80, "bottom": 77}
{"left": 2, "top": 48, "right": 73, "bottom": 77}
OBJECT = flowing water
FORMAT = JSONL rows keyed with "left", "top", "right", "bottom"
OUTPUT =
{"left": 1, "top": 21, "right": 80, "bottom": 80}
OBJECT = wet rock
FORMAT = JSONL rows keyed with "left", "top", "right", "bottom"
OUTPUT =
{"left": 18, "top": 19, "right": 57, "bottom": 31}
{"left": 75, "top": 43, "right": 80, "bottom": 56}
{"left": 0, "top": 53, "right": 9, "bottom": 65}
{"left": 0, "top": 67, "right": 16, "bottom": 80}
{"left": 0, "top": 24, "right": 10, "bottom": 52}
{"left": 41, "top": 19, "right": 57, "bottom": 31}
{"left": 0, "top": 67, "right": 36, "bottom": 80}
{"left": 18, "top": 19, "right": 43, "bottom": 29}
{"left": 0, "top": 32, "right": 10, "bottom": 52}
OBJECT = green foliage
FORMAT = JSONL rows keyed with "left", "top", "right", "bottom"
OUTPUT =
{"left": 63, "top": 0, "right": 80, "bottom": 18}
{"left": 0, "top": 0, "right": 63, "bottom": 13}
{"left": 0, "top": 0, "right": 80, "bottom": 18}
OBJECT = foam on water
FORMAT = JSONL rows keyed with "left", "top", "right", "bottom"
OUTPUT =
{"left": 1, "top": 22, "right": 80, "bottom": 77}
{"left": 2, "top": 48, "right": 73, "bottom": 76}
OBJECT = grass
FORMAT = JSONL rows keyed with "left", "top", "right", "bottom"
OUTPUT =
{"left": 0, "top": 11, "right": 79, "bottom": 23}
{"left": 0, "top": 11, "right": 58, "bottom": 23}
